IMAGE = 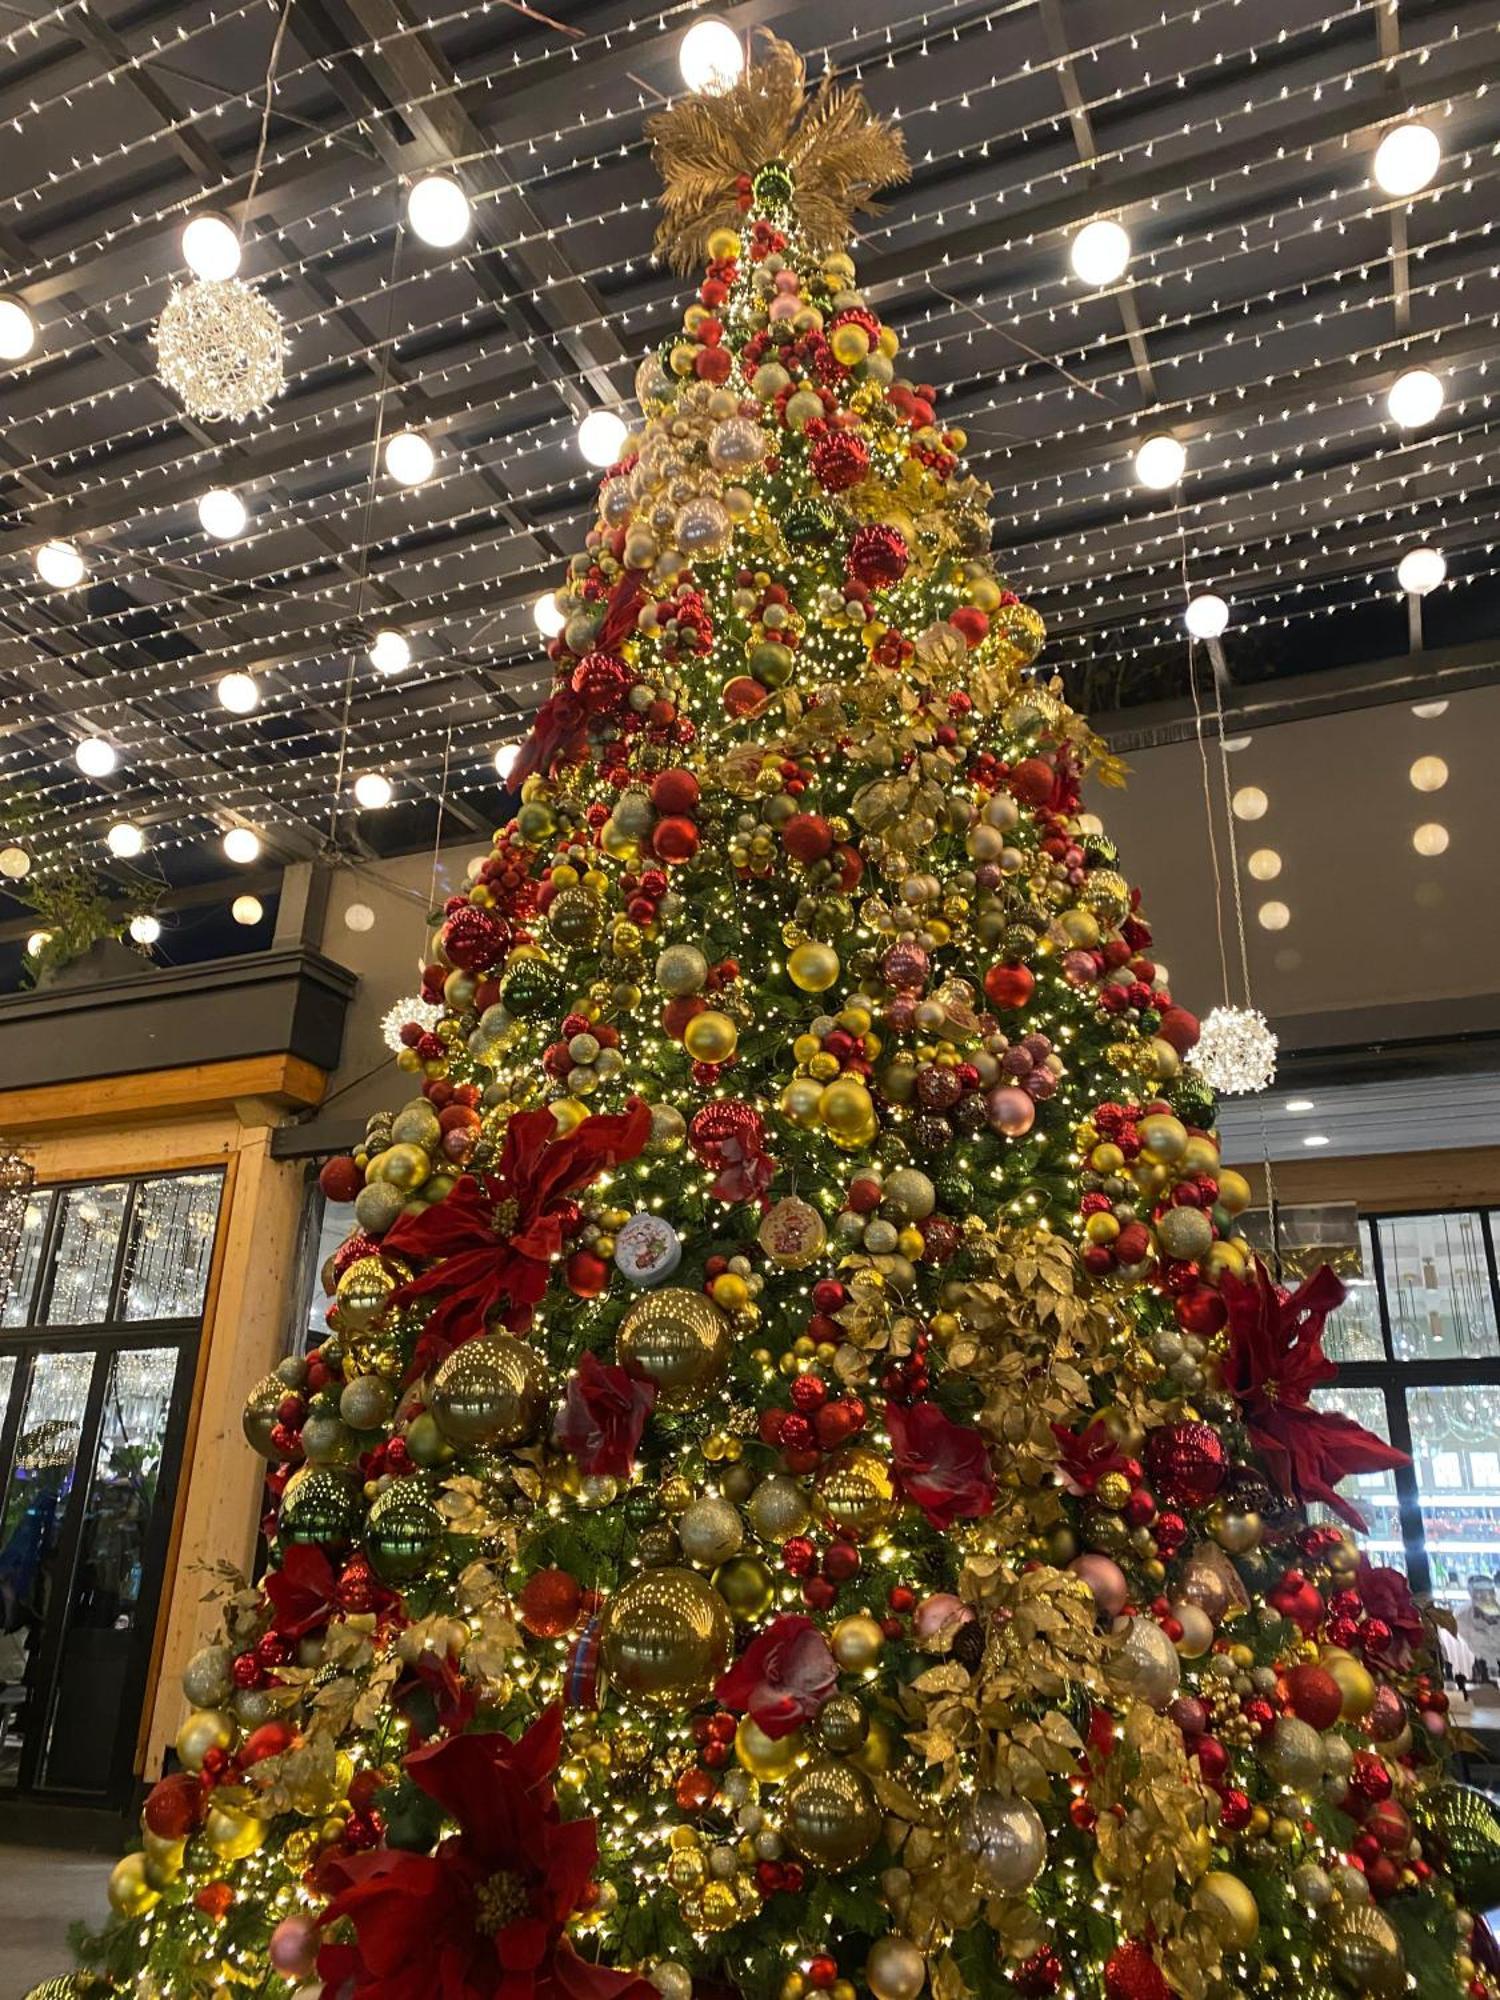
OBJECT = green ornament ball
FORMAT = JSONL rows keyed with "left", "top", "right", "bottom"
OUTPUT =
{"left": 1415, "top": 1782, "right": 1500, "bottom": 1908}
{"left": 279, "top": 1465, "right": 359, "bottom": 1549}
{"left": 365, "top": 1478, "right": 446, "bottom": 1581}
{"left": 500, "top": 960, "right": 567, "bottom": 1021}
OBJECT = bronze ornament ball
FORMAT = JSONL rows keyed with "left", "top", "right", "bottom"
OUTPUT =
{"left": 241, "top": 1372, "right": 286, "bottom": 1457}
{"left": 430, "top": 1332, "right": 549, "bottom": 1447}
{"left": 617, "top": 1288, "right": 732, "bottom": 1411}
{"left": 600, "top": 1567, "right": 733, "bottom": 1706}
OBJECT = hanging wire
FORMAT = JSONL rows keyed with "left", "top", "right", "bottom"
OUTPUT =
{"left": 240, "top": 0, "right": 298, "bottom": 239}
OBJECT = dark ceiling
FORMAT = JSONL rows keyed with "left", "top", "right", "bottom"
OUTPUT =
{"left": 1, "top": 0, "right": 1497, "bottom": 979}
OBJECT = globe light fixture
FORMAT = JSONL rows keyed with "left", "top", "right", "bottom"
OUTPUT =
{"left": 383, "top": 427, "right": 435, "bottom": 486}
{"left": 679, "top": 17, "right": 744, "bottom": 94}
{"left": 1183, "top": 592, "right": 1229, "bottom": 640}
{"left": 198, "top": 486, "right": 248, "bottom": 540}
{"left": 26, "top": 930, "right": 51, "bottom": 957}
{"left": 344, "top": 902, "right": 376, "bottom": 933}
{"left": 1386, "top": 366, "right": 1444, "bottom": 430}
{"left": 1412, "top": 822, "right": 1450, "bottom": 856}
{"left": 0, "top": 846, "right": 31, "bottom": 881}
{"left": 1257, "top": 900, "right": 1291, "bottom": 931}
{"left": 222, "top": 826, "right": 261, "bottom": 863}
{"left": 1133, "top": 432, "right": 1186, "bottom": 490}
{"left": 1373, "top": 121, "right": 1441, "bottom": 198}
{"left": 75, "top": 737, "right": 117, "bottom": 778}
{"left": 353, "top": 772, "right": 394, "bottom": 809}
{"left": 533, "top": 592, "right": 566, "bottom": 638}
{"left": 494, "top": 742, "right": 521, "bottom": 781}
{"left": 35, "top": 538, "right": 86, "bottom": 589}
{"left": 368, "top": 629, "right": 412, "bottom": 676}
{"left": 128, "top": 913, "right": 162, "bottom": 946}
{"left": 217, "top": 671, "right": 260, "bottom": 715}
{"left": 1191, "top": 1005, "right": 1278, "bottom": 1095}
{"left": 0, "top": 293, "right": 36, "bottom": 362}
{"left": 406, "top": 173, "right": 472, "bottom": 248}
{"left": 181, "top": 211, "right": 242, "bottom": 282}
{"left": 578, "top": 408, "right": 628, "bottom": 468}
{"left": 1409, "top": 754, "right": 1448, "bottom": 792}
{"left": 1246, "top": 848, "right": 1281, "bottom": 881}
{"left": 1069, "top": 219, "right": 1131, "bottom": 287}
{"left": 105, "top": 822, "right": 145, "bottom": 859}
{"left": 232, "top": 894, "right": 264, "bottom": 926}
{"left": 1231, "top": 786, "right": 1268, "bottom": 821}
{"left": 1396, "top": 545, "right": 1446, "bottom": 596}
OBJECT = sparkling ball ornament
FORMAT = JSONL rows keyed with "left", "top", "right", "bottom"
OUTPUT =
{"left": 1104, "top": 1941, "right": 1170, "bottom": 2000}
{"left": 175, "top": 1707, "right": 235, "bottom": 1772}
{"left": 1110, "top": 1616, "right": 1180, "bottom": 1709}
{"left": 1144, "top": 1421, "right": 1227, "bottom": 1507}
{"left": 365, "top": 1478, "right": 445, "bottom": 1580}
{"left": 278, "top": 1464, "right": 359, "bottom": 1547}
{"left": 600, "top": 1567, "right": 733, "bottom": 1706}
{"left": 519, "top": 1568, "right": 583, "bottom": 1639}
{"left": 846, "top": 522, "right": 909, "bottom": 589}
{"left": 1155, "top": 1204, "right": 1214, "bottom": 1262}
{"left": 866, "top": 1937, "right": 926, "bottom": 2000}
{"left": 656, "top": 942, "right": 710, "bottom": 995}
{"left": 181, "top": 1643, "right": 233, "bottom": 1709}
{"left": 155, "top": 277, "right": 285, "bottom": 421}
{"left": 758, "top": 1196, "right": 828, "bottom": 1268}
{"left": 430, "top": 1332, "right": 549, "bottom": 1446}
{"left": 1263, "top": 1714, "right": 1325, "bottom": 1794}
{"left": 746, "top": 1473, "right": 812, "bottom": 1543}
{"left": 1327, "top": 1904, "right": 1405, "bottom": 1998}
{"left": 107, "top": 1851, "right": 159, "bottom": 1919}
{"left": 1192, "top": 1871, "right": 1258, "bottom": 1951}
{"left": 242, "top": 1372, "right": 288, "bottom": 1456}
{"left": 782, "top": 1758, "right": 883, "bottom": 1872}
{"left": 814, "top": 1444, "right": 897, "bottom": 1541}
{"left": 1415, "top": 1783, "right": 1500, "bottom": 1907}
{"left": 956, "top": 1791, "right": 1047, "bottom": 1892}
{"left": 617, "top": 1287, "right": 731, "bottom": 1410}
{"left": 1191, "top": 1005, "right": 1278, "bottom": 1096}
{"left": 1284, "top": 1663, "right": 1343, "bottom": 1731}
{"left": 678, "top": 1496, "right": 744, "bottom": 1566}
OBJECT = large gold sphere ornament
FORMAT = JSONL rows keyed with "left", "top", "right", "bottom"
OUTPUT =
{"left": 205, "top": 1801, "right": 265, "bottom": 1861}
{"left": 241, "top": 1372, "right": 286, "bottom": 1456}
{"left": 955, "top": 1791, "right": 1047, "bottom": 1892}
{"left": 814, "top": 1445, "right": 896, "bottom": 1542}
{"left": 365, "top": 1478, "right": 446, "bottom": 1580}
{"left": 831, "top": 1613, "right": 885, "bottom": 1671}
{"left": 746, "top": 1473, "right": 812, "bottom": 1543}
{"left": 713, "top": 1554, "right": 776, "bottom": 1619}
{"left": 336, "top": 1253, "right": 401, "bottom": 1330}
{"left": 866, "top": 1936, "right": 927, "bottom": 2000}
{"left": 107, "top": 1850, "right": 158, "bottom": 1919}
{"left": 430, "top": 1332, "right": 548, "bottom": 1447}
{"left": 1263, "top": 1716, "right": 1324, "bottom": 1796}
{"left": 758, "top": 1196, "right": 828, "bottom": 1269}
{"left": 818, "top": 1075, "right": 877, "bottom": 1146}
{"left": 1327, "top": 1903, "right": 1405, "bottom": 1998}
{"left": 175, "top": 1707, "right": 235, "bottom": 1772}
{"left": 782, "top": 1758, "right": 883, "bottom": 1872}
{"left": 617, "top": 1288, "right": 731, "bottom": 1411}
{"left": 735, "top": 1714, "right": 804, "bottom": 1781}
{"left": 1319, "top": 1644, "right": 1376, "bottom": 1721}
{"left": 788, "top": 941, "right": 840, "bottom": 993}
{"left": 991, "top": 599, "right": 1045, "bottom": 671}
{"left": 1193, "top": 1870, "right": 1259, "bottom": 1951}
{"left": 682, "top": 1009, "right": 738, "bottom": 1063}
{"left": 600, "top": 1568, "right": 733, "bottom": 1707}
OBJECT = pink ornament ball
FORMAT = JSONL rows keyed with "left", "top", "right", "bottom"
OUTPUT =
{"left": 914, "top": 1591, "right": 974, "bottom": 1640}
{"left": 986, "top": 1085, "right": 1036, "bottom": 1137}
{"left": 1069, "top": 1553, "right": 1128, "bottom": 1618}
{"left": 269, "top": 1914, "right": 320, "bottom": 1979}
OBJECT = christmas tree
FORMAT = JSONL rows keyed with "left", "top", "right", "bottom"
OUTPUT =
{"left": 50, "top": 35, "right": 1500, "bottom": 2000}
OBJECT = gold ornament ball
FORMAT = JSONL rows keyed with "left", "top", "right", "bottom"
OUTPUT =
{"left": 683, "top": 1009, "right": 738, "bottom": 1063}
{"left": 617, "top": 1288, "right": 732, "bottom": 1411}
{"left": 656, "top": 943, "right": 709, "bottom": 996}
{"left": 175, "top": 1706, "right": 235, "bottom": 1772}
{"left": 788, "top": 941, "right": 841, "bottom": 993}
{"left": 430, "top": 1332, "right": 548, "bottom": 1447}
{"left": 714, "top": 1554, "right": 776, "bottom": 1619}
{"left": 107, "top": 1850, "right": 158, "bottom": 1919}
{"left": 1213, "top": 1507, "right": 1263, "bottom": 1555}
{"left": 279, "top": 1463, "right": 360, "bottom": 1547}
{"left": 747, "top": 1473, "right": 812, "bottom": 1543}
{"left": 600, "top": 1567, "right": 733, "bottom": 1707}
{"left": 336, "top": 1254, "right": 400, "bottom": 1330}
{"left": 1156, "top": 1205, "right": 1214, "bottom": 1263}
{"left": 205, "top": 1801, "right": 265, "bottom": 1861}
{"left": 678, "top": 1496, "right": 744, "bottom": 1567}
{"left": 1193, "top": 1870, "right": 1259, "bottom": 1951}
{"left": 866, "top": 1937, "right": 926, "bottom": 2000}
{"left": 782, "top": 1758, "right": 883, "bottom": 1873}
{"left": 548, "top": 885, "right": 604, "bottom": 949}
{"left": 1320, "top": 1646, "right": 1377, "bottom": 1721}
{"left": 831, "top": 1613, "right": 885, "bottom": 1671}
{"left": 242, "top": 1372, "right": 286, "bottom": 1457}
{"left": 819, "top": 1076, "right": 877, "bottom": 1145}
{"left": 1327, "top": 1904, "right": 1405, "bottom": 1998}
{"left": 818, "top": 1692, "right": 869, "bottom": 1753}
{"left": 1264, "top": 1716, "right": 1324, "bottom": 1795}
{"left": 1138, "top": 1113, "right": 1188, "bottom": 1162}
{"left": 780, "top": 1076, "right": 825, "bottom": 1127}
{"left": 814, "top": 1445, "right": 896, "bottom": 1542}
{"left": 735, "top": 1714, "right": 804, "bottom": 1781}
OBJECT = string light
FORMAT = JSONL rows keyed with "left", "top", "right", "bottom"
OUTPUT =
{"left": 383, "top": 427, "right": 435, "bottom": 486}
{"left": 128, "top": 913, "right": 161, "bottom": 945}
{"left": 1133, "top": 433, "right": 1185, "bottom": 490}
{"left": 1068, "top": 218, "right": 1131, "bottom": 287}
{"left": 105, "top": 822, "right": 144, "bottom": 858}
{"left": 1385, "top": 366, "right": 1444, "bottom": 430}
{"left": 1182, "top": 593, "right": 1229, "bottom": 640}
{"left": 406, "top": 173, "right": 471, "bottom": 248}
{"left": 222, "top": 827, "right": 261, "bottom": 863}
{"left": 180, "top": 210, "right": 242, "bottom": 281}
{"left": 75, "top": 737, "right": 117, "bottom": 778}
{"left": 217, "top": 671, "right": 260, "bottom": 714}
{"left": 198, "top": 486, "right": 248, "bottom": 540}
{"left": 368, "top": 629, "right": 413, "bottom": 676}
{"left": 577, "top": 408, "right": 628, "bottom": 468}
{"left": 1372, "top": 121, "right": 1441, "bottom": 198}
{"left": 34, "top": 537, "right": 86, "bottom": 588}
{"left": 0, "top": 292, "right": 36, "bottom": 361}
{"left": 353, "top": 772, "right": 394, "bottom": 809}
{"left": 1396, "top": 546, "right": 1445, "bottom": 596}
{"left": 231, "top": 894, "right": 264, "bottom": 925}
{"left": 678, "top": 17, "right": 743, "bottom": 94}
{"left": 1191, "top": 1005, "right": 1278, "bottom": 1096}
{"left": 381, "top": 996, "right": 441, "bottom": 1053}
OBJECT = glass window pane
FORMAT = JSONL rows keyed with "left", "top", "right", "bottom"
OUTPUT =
{"left": 1322, "top": 1219, "right": 1385, "bottom": 1363}
{"left": 1378, "top": 1212, "right": 1498, "bottom": 1361}
{"left": 119, "top": 1174, "right": 222, "bottom": 1322}
{"left": 1308, "top": 1385, "right": 1404, "bottom": 1570}
{"left": 1, "top": 1192, "right": 52, "bottom": 1329}
{"left": 39, "top": 1346, "right": 180, "bottom": 1794}
{"left": 1408, "top": 1385, "right": 1500, "bottom": 1625}
{"left": 44, "top": 1184, "right": 129, "bottom": 1326}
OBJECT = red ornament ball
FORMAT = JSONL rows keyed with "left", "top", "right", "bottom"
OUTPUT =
{"left": 1013, "top": 1947, "right": 1063, "bottom": 1998}
{"left": 1365, "top": 1798, "right": 1412, "bottom": 1854}
{"left": 1155, "top": 1005, "right": 1201, "bottom": 1055}
{"left": 318, "top": 1155, "right": 363, "bottom": 1204}
{"left": 811, "top": 431, "right": 869, "bottom": 492}
{"left": 1104, "top": 1940, "right": 1170, "bottom": 2000}
{"left": 1283, "top": 1663, "right": 1343, "bottom": 1731}
{"left": 781, "top": 813, "right": 834, "bottom": 864}
{"left": 1144, "top": 1420, "right": 1228, "bottom": 1509}
{"left": 144, "top": 1771, "right": 205, "bottom": 1839}
{"left": 983, "top": 962, "right": 1035, "bottom": 1010}
{"left": 196, "top": 1881, "right": 234, "bottom": 1920}
{"left": 723, "top": 675, "right": 769, "bottom": 718}
{"left": 948, "top": 605, "right": 989, "bottom": 649}
{"left": 566, "top": 1250, "right": 610, "bottom": 1299}
{"left": 441, "top": 903, "right": 507, "bottom": 973}
{"left": 845, "top": 522, "right": 909, "bottom": 589}
{"left": 1008, "top": 757, "right": 1056, "bottom": 807}
{"left": 650, "top": 768, "right": 700, "bottom": 816}
{"left": 652, "top": 815, "right": 700, "bottom": 863}
{"left": 519, "top": 1567, "right": 584, "bottom": 1639}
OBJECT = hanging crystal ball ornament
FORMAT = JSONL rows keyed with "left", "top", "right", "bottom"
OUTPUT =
{"left": 1191, "top": 1004, "right": 1278, "bottom": 1096}
{"left": 155, "top": 277, "right": 285, "bottom": 423}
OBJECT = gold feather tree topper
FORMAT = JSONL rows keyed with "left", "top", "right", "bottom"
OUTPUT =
{"left": 647, "top": 31, "right": 909, "bottom": 273}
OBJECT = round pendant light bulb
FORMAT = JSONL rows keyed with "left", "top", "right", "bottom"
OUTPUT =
{"left": 1133, "top": 432, "right": 1186, "bottom": 490}
{"left": 1183, "top": 592, "right": 1230, "bottom": 639}
{"left": 75, "top": 737, "right": 117, "bottom": 778}
{"left": 533, "top": 591, "right": 566, "bottom": 638}
{"left": 1396, "top": 545, "right": 1446, "bottom": 596}
{"left": 26, "top": 930, "right": 51, "bottom": 957}
{"left": 181, "top": 211, "right": 242, "bottom": 282}
{"left": 0, "top": 293, "right": 37, "bottom": 362}
{"left": 222, "top": 826, "right": 261, "bottom": 864}
{"left": 577, "top": 408, "right": 628, "bottom": 468}
{"left": 1069, "top": 218, "right": 1131, "bottom": 287}
{"left": 35, "top": 538, "right": 86, "bottom": 589}
{"left": 679, "top": 18, "right": 744, "bottom": 94}
{"left": 368, "top": 628, "right": 412, "bottom": 676}
{"left": 1387, "top": 366, "right": 1444, "bottom": 430}
{"left": 1412, "top": 822, "right": 1450, "bottom": 856}
{"left": 353, "top": 772, "right": 394, "bottom": 810}
{"left": 128, "top": 913, "right": 162, "bottom": 946}
{"left": 494, "top": 742, "right": 521, "bottom": 781}
{"left": 406, "top": 173, "right": 472, "bottom": 248}
{"left": 1373, "top": 121, "right": 1441, "bottom": 198}
{"left": 383, "top": 427, "right": 435, "bottom": 486}
{"left": 231, "top": 894, "right": 264, "bottom": 926}
{"left": 0, "top": 846, "right": 31, "bottom": 881}
{"left": 217, "top": 671, "right": 260, "bottom": 715}
{"left": 198, "top": 485, "right": 247, "bottom": 540}
{"left": 105, "top": 821, "right": 144, "bottom": 859}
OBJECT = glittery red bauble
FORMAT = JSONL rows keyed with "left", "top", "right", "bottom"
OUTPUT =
{"left": 1152, "top": 1509, "right": 1187, "bottom": 1556}
{"left": 675, "top": 1767, "right": 717, "bottom": 1814}
{"left": 1366, "top": 1799, "right": 1412, "bottom": 1853}
{"left": 1217, "top": 1787, "right": 1252, "bottom": 1831}
{"left": 781, "top": 813, "right": 834, "bottom": 864}
{"left": 196, "top": 1882, "right": 234, "bottom": 1919}
{"left": 442, "top": 903, "right": 507, "bottom": 972}
{"left": 318, "top": 1155, "right": 363, "bottom": 1204}
{"left": 1350, "top": 1751, "right": 1394, "bottom": 1806}
{"left": 1013, "top": 1948, "right": 1063, "bottom": 1997}
{"left": 1009, "top": 757, "right": 1055, "bottom": 807}
{"left": 144, "top": 1772, "right": 205, "bottom": 1839}
{"left": 846, "top": 522, "right": 909, "bottom": 589}
{"left": 690, "top": 1100, "right": 763, "bottom": 1166}
{"left": 1155, "top": 1006, "right": 1202, "bottom": 1055}
{"left": 571, "top": 651, "right": 631, "bottom": 705}
{"left": 1104, "top": 1940, "right": 1170, "bottom": 2000}
{"left": 1284, "top": 1663, "right": 1343, "bottom": 1730}
{"left": 811, "top": 430, "right": 870, "bottom": 492}
{"left": 1143, "top": 1420, "right": 1227, "bottom": 1508}
{"left": 983, "top": 962, "right": 1035, "bottom": 1009}
{"left": 335, "top": 1553, "right": 381, "bottom": 1614}
{"left": 650, "top": 768, "right": 700, "bottom": 816}
{"left": 1174, "top": 1285, "right": 1226, "bottom": 1336}
{"left": 520, "top": 1567, "right": 584, "bottom": 1639}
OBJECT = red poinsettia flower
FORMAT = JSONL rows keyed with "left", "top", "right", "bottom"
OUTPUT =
{"left": 1356, "top": 1556, "right": 1427, "bottom": 1664}
{"left": 1221, "top": 1260, "right": 1408, "bottom": 1530}
{"left": 264, "top": 1545, "right": 401, "bottom": 1640}
{"left": 715, "top": 1615, "right": 839, "bottom": 1740}
{"left": 887, "top": 1401, "right": 996, "bottom": 1530}
{"left": 553, "top": 1352, "right": 656, "bottom": 1479}
{"left": 383, "top": 1100, "right": 650, "bottom": 1370}
{"left": 317, "top": 1705, "right": 655, "bottom": 2000}
{"left": 1050, "top": 1418, "right": 1131, "bottom": 1497}
{"left": 515, "top": 572, "right": 646, "bottom": 784}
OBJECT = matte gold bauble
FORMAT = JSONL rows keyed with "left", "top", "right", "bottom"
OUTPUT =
{"left": 831, "top": 1613, "right": 885, "bottom": 1671}
{"left": 735, "top": 1714, "right": 804, "bottom": 1780}
{"left": 866, "top": 1936, "right": 926, "bottom": 2000}
{"left": 175, "top": 1707, "right": 235, "bottom": 1771}
{"left": 1320, "top": 1646, "right": 1376, "bottom": 1720}
{"left": 678, "top": 1496, "right": 744, "bottom": 1567}
{"left": 746, "top": 1473, "right": 812, "bottom": 1543}
{"left": 430, "top": 1332, "right": 548, "bottom": 1447}
{"left": 600, "top": 1567, "right": 733, "bottom": 1706}
{"left": 106, "top": 1851, "right": 158, "bottom": 1918}
{"left": 714, "top": 1554, "right": 775, "bottom": 1619}
{"left": 1193, "top": 1870, "right": 1259, "bottom": 1950}
{"left": 815, "top": 1446, "right": 896, "bottom": 1542}
{"left": 205, "top": 1801, "right": 264, "bottom": 1861}
{"left": 365, "top": 1478, "right": 445, "bottom": 1580}
{"left": 788, "top": 941, "right": 840, "bottom": 992}
{"left": 656, "top": 943, "right": 709, "bottom": 996}
{"left": 242, "top": 1372, "right": 286, "bottom": 1457}
{"left": 683, "top": 1009, "right": 738, "bottom": 1063}
{"left": 819, "top": 1075, "right": 877, "bottom": 1144}
{"left": 1327, "top": 1903, "right": 1405, "bottom": 1997}
{"left": 782, "top": 1758, "right": 882, "bottom": 1873}
{"left": 618, "top": 1288, "right": 731, "bottom": 1411}
{"left": 337, "top": 1253, "right": 401, "bottom": 1328}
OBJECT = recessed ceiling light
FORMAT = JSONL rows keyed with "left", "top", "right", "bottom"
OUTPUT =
{"left": 1302, "top": 1133, "right": 1331, "bottom": 1148}
{"left": 1069, "top": 218, "right": 1131, "bottom": 287}
{"left": 0, "top": 292, "right": 37, "bottom": 362}
{"left": 353, "top": 772, "right": 394, "bottom": 809}
{"left": 1231, "top": 785, "right": 1268, "bottom": 821}
{"left": 222, "top": 826, "right": 261, "bottom": 864}
{"left": 1257, "top": 900, "right": 1291, "bottom": 931}
{"left": 1133, "top": 432, "right": 1186, "bottom": 490}
{"left": 406, "top": 173, "right": 471, "bottom": 248}
{"left": 1413, "top": 822, "right": 1450, "bottom": 856}
{"left": 578, "top": 409, "right": 628, "bottom": 468}
{"left": 1373, "top": 121, "right": 1441, "bottom": 198}
{"left": 383, "top": 428, "right": 435, "bottom": 486}
{"left": 1409, "top": 755, "right": 1448, "bottom": 792}
{"left": 1387, "top": 366, "right": 1444, "bottom": 430}
{"left": 1411, "top": 700, "right": 1449, "bottom": 719}
{"left": 1285, "top": 1098, "right": 1315, "bottom": 1112}
{"left": 1247, "top": 848, "right": 1281, "bottom": 881}
{"left": 679, "top": 17, "right": 743, "bottom": 93}
{"left": 181, "top": 211, "right": 241, "bottom": 282}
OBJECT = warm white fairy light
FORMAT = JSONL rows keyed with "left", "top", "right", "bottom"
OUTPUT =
{"left": 181, "top": 211, "right": 242, "bottom": 281}
{"left": 1133, "top": 432, "right": 1186, "bottom": 490}
{"left": 577, "top": 409, "right": 627, "bottom": 468}
{"left": 217, "top": 670, "right": 260, "bottom": 714}
{"left": 369, "top": 629, "right": 412, "bottom": 676}
{"left": 105, "top": 821, "right": 144, "bottom": 858}
{"left": 353, "top": 772, "right": 394, "bottom": 809}
{"left": 678, "top": 17, "right": 743, "bottom": 94}
{"left": 383, "top": 428, "right": 435, "bottom": 486}
{"left": 1069, "top": 218, "right": 1131, "bottom": 287}
{"left": 1191, "top": 1005, "right": 1278, "bottom": 1094}
{"left": 198, "top": 485, "right": 248, "bottom": 540}
{"left": 381, "top": 996, "right": 442, "bottom": 1054}
{"left": 222, "top": 826, "right": 261, "bottom": 863}
{"left": 156, "top": 278, "right": 285, "bottom": 422}
{"left": 0, "top": 293, "right": 36, "bottom": 362}
{"left": 406, "top": 174, "right": 471, "bottom": 248}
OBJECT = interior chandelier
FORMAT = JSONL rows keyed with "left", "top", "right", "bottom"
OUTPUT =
{"left": 156, "top": 276, "right": 285, "bottom": 423}
{"left": 1190, "top": 1004, "right": 1278, "bottom": 1095}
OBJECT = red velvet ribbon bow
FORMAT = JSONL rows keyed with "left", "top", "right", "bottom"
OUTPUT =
{"left": 384, "top": 1099, "right": 650, "bottom": 1374}
{"left": 1220, "top": 1260, "right": 1408, "bottom": 1529}
{"left": 514, "top": 571, "right": 646, "bottom": 784}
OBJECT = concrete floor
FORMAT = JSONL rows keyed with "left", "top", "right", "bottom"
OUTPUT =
{"left": 0, "top": 1849, "right": 111, "bottom": 2000}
